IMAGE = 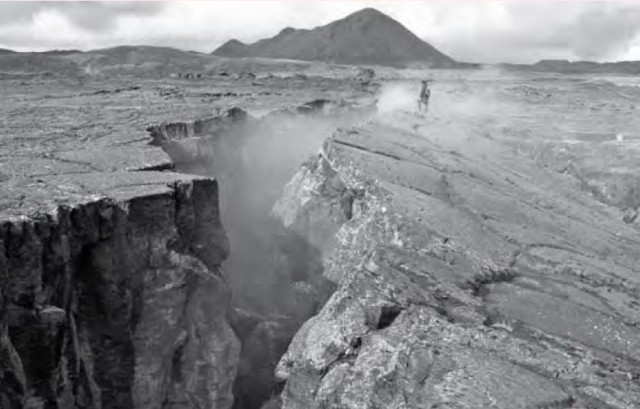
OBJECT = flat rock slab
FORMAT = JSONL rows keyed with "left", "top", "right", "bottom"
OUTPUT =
{"left": 53, "top": 145, "right": 173, "bottom": 172}
{"left": 0, "top": 171, "right": 211, "bottom": 221}
{"left": 275, "top": 108, "right": 640, "bottom": 408}
{"left": 0, "top": 75, "right": 368, "bottom": 221}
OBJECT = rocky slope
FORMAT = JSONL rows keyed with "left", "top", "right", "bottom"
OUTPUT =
{"left": 271, "top": 112, "right": 640, "bottom": 408}
{"left": 213, "top": 8, "right": 455, "bottom": 68}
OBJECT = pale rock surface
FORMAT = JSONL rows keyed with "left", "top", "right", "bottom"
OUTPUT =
{"left": 273, "top": 112, "right": 640, "bottom": 409}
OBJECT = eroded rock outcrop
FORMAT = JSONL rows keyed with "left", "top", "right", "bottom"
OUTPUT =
{"left": 0, "top": 172, "right": 238, "bottom": 409}
{"left": 146, "top": 108, "right": 250, "bottom": 166}
{"left": 272, "top": 113, "right": 640, "bottom": 408}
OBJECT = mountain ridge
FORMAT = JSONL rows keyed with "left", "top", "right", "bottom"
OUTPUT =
{"left": 212, "top": 7, "right": 457, "bottom": 68}
{"left": 502, "top": 59, "right": 640, "bottom": 75}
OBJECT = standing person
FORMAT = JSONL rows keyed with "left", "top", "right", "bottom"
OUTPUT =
{"left": 418, "top": 80, "right": 431, "bottom": 114}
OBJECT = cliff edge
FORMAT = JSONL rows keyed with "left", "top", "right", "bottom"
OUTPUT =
{"left": 271, "top": 112, "right": 640, "bottom": 408}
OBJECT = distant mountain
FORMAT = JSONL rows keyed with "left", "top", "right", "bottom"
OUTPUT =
{"left": 86, "top": 45, "right": 204, "bottom": 62}
{"left": 503, "top": 59, "right": 640, "bottom": 75}
{"left": 212, "top": 8, "right": 456, "bottom": 68}
{"left": 0, "top": 49, "right": 79, "bottom": 56}
{"left": 38, "top": 49, "right": 82, "bottom": 56}
{"left": 76, "top": 45, "right": 214, "bottom": 73}
{"left": 213, "top": 40, "right": 248, "bottom": 58}
{"left": 0, "top": 53, "right": 82, "bottom": 76}
{"left": 0, "top": 44, "right": 316, "bottom": 78}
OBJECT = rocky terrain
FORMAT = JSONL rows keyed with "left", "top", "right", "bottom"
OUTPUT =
{"left": 2, "top": 31, "right": 640, "bottom": 409}
{"left": 0, "top": 78, "right": 243, "bottom": 409}
{"left": 504, "top": 59, "right": 640, "bottom": 75}
{"left": 273, "top": 111, "right": 640, "bottom": 408}
{"left": 0, "top": 62, "right": 378, "bottom": 409}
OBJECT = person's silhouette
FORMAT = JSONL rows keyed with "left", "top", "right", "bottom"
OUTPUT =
{"left": 418, "top": 80, "right": 431, "bottom": 114}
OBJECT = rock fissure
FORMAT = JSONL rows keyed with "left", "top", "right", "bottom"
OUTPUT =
{"left": 4, "top": 55, "right": 640, "bottom": 409}
{"left": 146, "top": 101, "right": 374, "bottom": 409}
{"left": 0, "top": 173, "right": 239, "bottom": 408}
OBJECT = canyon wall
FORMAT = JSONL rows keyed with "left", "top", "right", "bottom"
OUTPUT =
{"left": 0, "top": 172, "right": 238, "bottom": 409}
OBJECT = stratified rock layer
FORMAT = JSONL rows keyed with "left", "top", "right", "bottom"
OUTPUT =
{"left": 0, "top": 172, "right": 238, "bottom": 409}
{"left": 273, "top": 112, "right": 640, "bottom": 409}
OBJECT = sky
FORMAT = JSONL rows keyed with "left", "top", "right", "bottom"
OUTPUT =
{"left": 0, "top": 1, "right": 639, "bottom": 64}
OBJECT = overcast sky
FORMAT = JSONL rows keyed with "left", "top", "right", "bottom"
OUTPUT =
{"left": 0, "top": 1, "right": 639, "bottom": 63}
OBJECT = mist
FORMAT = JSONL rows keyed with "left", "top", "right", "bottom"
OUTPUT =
{"left": 376, "top": 73, "right": 525, "bottom": 121}
{"left": 171, "top": 76, "right": 524, "bottom": 409}
{"left": 189, "top": 105, "right": 372, "bottom": 316}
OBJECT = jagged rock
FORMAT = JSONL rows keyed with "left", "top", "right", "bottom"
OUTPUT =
{"left": 623, "top": 208, "right": 638, "bottom": 224}
{"left": 295, "top": 99, "right": 334, "bottom": 115}
{"left": 234, "top": 317, "right": 297, "bottom": 409}
{"left": 260, "top": 395, "right": 282, "bottom": 409}
{"left": 147, "top": 107, "right": 251, "bottom": 148}
{"left": 10, "top": 50, "right": 640, "bottom": 409}
{"left": 0, "top": 174, "right": 238, "bottom": 409}
{"left": 273, "top": 154, "right": 360, "bottom": 255}
{"left": 0, "top": 325, "right": 27, "bottom": 408}
{"left": 238, "top": 72, "right": 256, "bottom": 81}
{"left": 146, "top": 108, "right": 252, "bottom": 169}
{"left": 0, "top": 62, "right": 377, "bottom": 409}
{"left": 272, "top": 112, "right": 640, "bottom": 408}
{"left": 224, "top": 107, "right": 249, "bottom": 121}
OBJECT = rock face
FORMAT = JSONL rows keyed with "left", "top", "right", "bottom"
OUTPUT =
{"left": 272, "top": 112, "right": 640, "bottom": 408}
{"left": 0, "top": 66, "right": 372, "bottom": 409}
{"left": 213, "top": 8, "right": 455, "bottom": 68}
{"left": 0, "top": 79, "right": 252, "bottom": 408}
{"left": 0, "top": 172, "right": 238, "bottom": 409}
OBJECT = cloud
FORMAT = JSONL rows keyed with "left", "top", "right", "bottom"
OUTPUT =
{"left": 420, "top": 1, "right": 640, "bottom": 63}
{"left": 0, "top": 1, "right": 165, "bottom": 50}
{"left": 563, "top": 3, "right": 640, "bottom": 60}
{"left": 0, "top": 2, "right": 162, "bottom": 29}
{"left": 0, "top": 1, "right": 638, "bottom": 63}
